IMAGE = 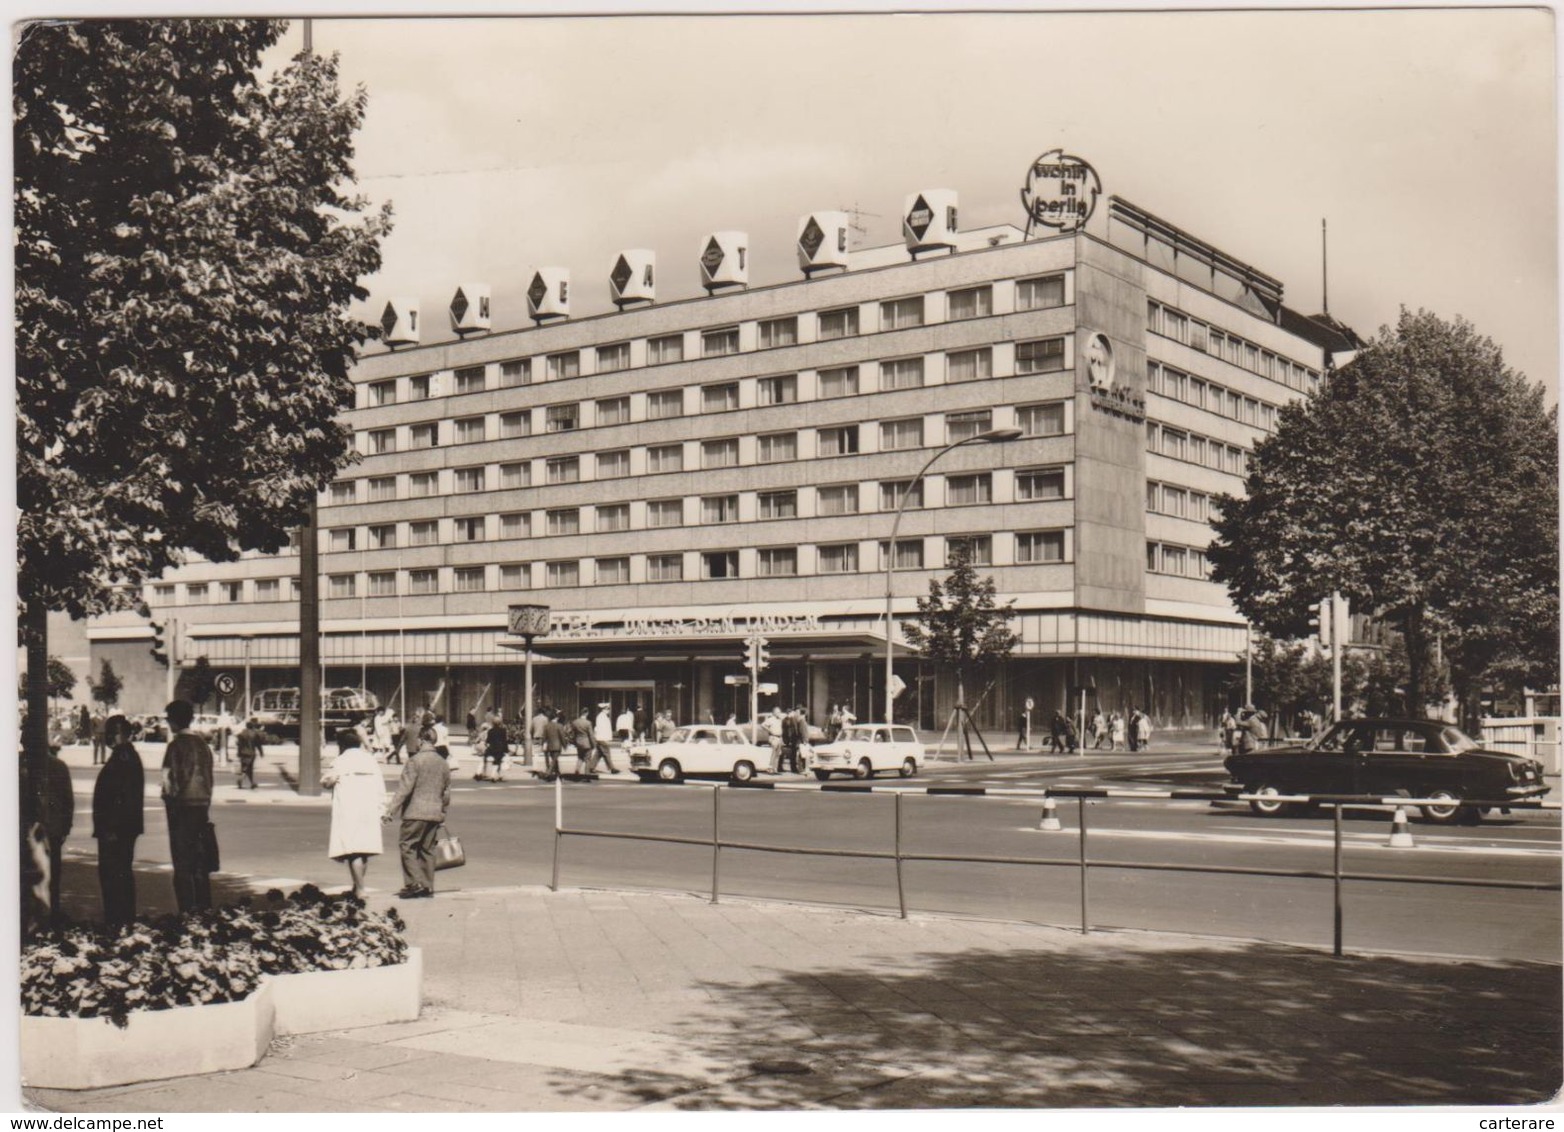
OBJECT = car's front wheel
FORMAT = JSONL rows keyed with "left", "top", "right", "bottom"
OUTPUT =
{"left": 853, "top": 758, "right": 873, "bottom": 780}
{"left": 657, "top": 758, "right": 683, "bottom": 784}
{"left": 731, "top": 760, "right": 757, "bottom": 783}
{"left": 899, "top": 757, "right": 917, "bottom": 778}
{"left": 1248, "top": 783, "right": 1292, "bottom": 817}
{"left": 1420, "top": 787, "right": 1470, "bottom": 825}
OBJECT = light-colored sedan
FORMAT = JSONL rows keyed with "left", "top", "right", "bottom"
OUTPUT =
{"left": 809, "top": 723, "right": 924, "bottom": 780}
{"left": 628, "top": 724, "right": 771, "bottom": 784}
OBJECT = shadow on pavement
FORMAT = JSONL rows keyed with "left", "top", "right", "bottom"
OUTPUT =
{"left": 562, "top": 941, "right": 1562, "bottom": 1109}
{"left": 52, "top": 858, "right": 267, "bottom": 928}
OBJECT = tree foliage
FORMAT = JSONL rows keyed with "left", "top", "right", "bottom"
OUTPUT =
{"left": 15, "top": 19, "right": 391, "bottom": 620}
{"left": 901, "top": 546, "right": 1020, "bottom": 704}
{"left": 88, "top": 658, "right": 123, "bottom": 709}
{"left": 18, "top": 658, "right": 79, "bottom": 705}
{"left": 177, "top": 656, "right": 217, "bottom": 711}
{"left": 1209, "top": 309, "right": 1558, "bottom": 717}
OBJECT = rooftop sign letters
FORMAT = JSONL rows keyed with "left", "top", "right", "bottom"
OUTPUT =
{"left": 1021, "top": 150, "right": 1101, "bottom": 235}
{"left": 543, "top": 613, "right": 823, "bottom": 641}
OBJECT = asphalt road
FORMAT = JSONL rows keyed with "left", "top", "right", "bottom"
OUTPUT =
{"left": 62, "top": 746, "right": 1560, "bottom": 962}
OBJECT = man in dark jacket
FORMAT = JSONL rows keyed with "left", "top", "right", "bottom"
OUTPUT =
{"left": 383, "top": 727, "right": 452, "bottom": 898}
{"left": 540, "top": 710, "right": 567, "bottom": 781}
{"left": 43, "top": 744, "right": 75, "bottom": 925}
{"left": 161, "top": 699, "right": 215, "bottom": 913}
{"left": 235, "top": 718, "right": 264, "bottom": 790}
{"left": 93, "top": 715, "right": 144, "bottom": 927}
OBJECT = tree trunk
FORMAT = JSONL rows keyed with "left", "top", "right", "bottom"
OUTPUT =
{"left": 1403, "top": 605, "right": 1426, "bottom": 718}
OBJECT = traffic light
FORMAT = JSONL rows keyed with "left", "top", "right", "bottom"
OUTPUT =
{"left": 150, "top": 620, "right": 168, "bottom": 666}
{"left": 1309, "top": 598, "right": 1332, "bottom": 649}
{"left": 755, "top": 636, "right": 770, "bottom": 671}
{"left": 1331, "top": 593, "right": 1351, "bottom": 647}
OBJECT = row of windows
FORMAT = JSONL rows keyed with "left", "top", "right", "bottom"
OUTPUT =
{"left": 1146, "top": 480, "right": 1219, "bottom": 524}
{"left": 1147, "top": 540, "right": 1213, "bottom": 580}
{"left": 362, "top": 275, "right": 1071, "bottom": 409}
{"left": 333, "top": 403, "right": 1067, "bottom": 504}
{"left": 1146, "top": 422, "right": 1250, "bottom": 477}
{"left": 1146, "top": 299, "right": 1322, "bottom": 393}
{"left": 1147, "top": 362, "right": 1278, "bottom": 432}
{"left": 357, "top": 339, "right": 1069, "bottom": 458}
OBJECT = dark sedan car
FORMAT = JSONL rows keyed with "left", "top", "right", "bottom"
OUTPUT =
{"left": 1225, "top": 718, "right": 1549, "bottom": 824}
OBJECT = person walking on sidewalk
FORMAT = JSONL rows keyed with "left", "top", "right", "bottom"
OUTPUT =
{"left": 540, "top": 709, "right": 567, "bottom": 781}
{"left": 235, "top": 717, "right": 263, "bottom": 790}
{"left": 92, "top": 714, "right": 144, "bottom": 928}
{"left": 160, "top": 699, "right": 215, "bottom": 913}
{"left": 323, "top": 724, "right": 385, "bottom": 898}
{"left": 1109, "top": 711, "right": 1126, "bottom": 752}
{"left": 1134, "top": 710, "right": 1153, "bottom": 750}
{"left": 481, "top": 717, "right": 510, "bottom": 782}
{"left": 90, "top": 710, "right": 107, "bottom": 766}
{"left": 569, "top": 709, "right": 597, "bottom": 775}
{"left": 383, "top": 726, "right": 450, "bottom": 899}
{"left": 1091, "top": 709, "right": 1109, "bottom": 750}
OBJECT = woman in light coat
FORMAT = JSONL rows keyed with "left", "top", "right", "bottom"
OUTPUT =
{"left": 322, "top": 724, "right": 386, "bottom": 898}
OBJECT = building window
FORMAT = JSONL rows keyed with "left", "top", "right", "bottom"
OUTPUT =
{"left": 947, "top": 285, "right": 992, "bottom": 321}
{"left": 454, "top": 366, "right": 486, "bottom": 394}
{"left": 368, "top": 572, "right": 397, "bottom": 598}
{"left": 701, "top": 495, "right": 740, "bottom": 524}
{"left": 946, "top": 473, "right": 992, "bottom": 506}
{"left": 818, "top": 306, "right": 859, "bottom": 340}
{"left": 369, "top": 524, "right": 397, "bottom": 550}
{"left": 702, "top": 327, "right": 740, "bottom": 357}
{"left": 1018, "top": 530, "right": 1066, "bottom": 564}
{"left": 647, "top": 554, "right": 684, "bottom": 582}
{"left": 546, "top": 455, "right": 580, "bottom": 484}
{"left": 368, "top": 428, "right": 397, "bottom": 455}
{"left": 596, "top": 396, "right": 631, "bottom": 426}
{"left": 501, "top": 359, "right": 531, "bottom": 387}
{"left": 219, "top": 581, "right": 242, "bottom": 603}
{"left": 410, "top": 423, "right": 439, "bottom": 449}
{"left": 596, "top": 557, "right": 631, "bottom": 585}
{"left": 758, "top": 316, "right": 798, "bottom": 349}
{"left": 817, "top": 425, "right": 859, "bottom": 457}
{"left": 648, "top": 334, "right": 684, "bottom": 364}
{"left": 501, "top": 512, "right": 530, "bottom": 538}
{"left": 409, "top": 471, "right": 438, "bottom": 498}
{"left": 758, "top": 547, "right": 798, "bottom": 577}
{"left": 1017, "top": 274, "right": 1066, "bottom": 311}
{"left": 701, "top": 551, "right": 739, "bottom": 579}
{"left": 1162, "top": 486, "right": 1188, "bottom": 518}
{"left": 818, "top": 484, "right": 860, "bottom": 516}
{"left": 818, "top": 365, "right": 859, "bottom": 399}
{"left": 546, "top": 404, "right": 579, "bottom": 433}
{"left": 596, "top": 342, "right": 631, "bottom": 374}
{"left": 546, "top": 508, "right": 580, "bottom": 537}
{"left": 501, "top": 462, "right": 531, "bottom": 489}
{"left": 701, "top": 382, "right": 739, "bottom": 413}
{"left": 881, "top": 356, "right": 925, "bottom": 390}
{"left": 369, "top": 476, "right": 397, "bottom": 502}
{"left": 328, "top": 528, "right": 356, "bottom": 553}
{"left": 880, "top": 418, "right": 924, "bottom": 451}
{"left": 1016, "top": 467, "right": 1066, "bottom": 501}
{"left": 947, "top": 535, "right": 992, "bottom": 566}
{"left": 647, "top": 444, "right": 684, "bottom": 473}
{"left": 597, "top": 503, "right": 630, "bottom": 533}
{"left": 455, "top": 416, "right": 486, "bottom": 444}
{"left": 409, "top": 520, "right": 439, "bottom": 547}
{"left": 597, "top": 449, "right": 630, "bottom": 479}
{"left": 328, "top": 574, "right": 357, "bottom": 600}
{"left": 702, "top": 438, "right": 739, "bottom": 469}
{"left": 647, "top": 499, "right": 683, "bottom": 528}
{"left": 1017, "top": 337, "right": 1066, "bottom": 374}
{"left": 946, "top": 410, "right": 992, "bottom": 443}
{"left": 1158, "top": 428, "right": 1187, "bottom": 461}
{"left": 547, "top": 351, "right": 580, "bottom": 381}
{"left": 948, "top": 347, "right": 992, "bottom": 383}
{"left": 454, "top": 466, "right": 486, "bottom": 493}
{"left": 647, "top": 389, "right": 683, "bottom": 420}
{"left": 328, "top": 481, "right": 356, "bottom": 505}
{"left": 880, "top": 296, "right": 924, "bottom": 330}
{"left": 151, "top": 584, "right": 176, "bottom": 604}
{"left": 757, "top": 374, "right": 797, "bottom": 405}
{"left": 496, "top": 563, "right": 529, "bottom": 590}
{"left": 817, "top": 543, "right": 859, "bottom": 574}
{"left": 186, "top": 583, "right": 208, "bottom": 603}
{"left": 758, "top": 489, "right": 797, "bottom": 520}
{"left": 879, "top": 480, "right": 923, "bottom": 511}
{"left": 501, "top": 411, "right": 531, "bottom": 439}
{"left": 454, "top": 516, "right": 485, "bottom": 543}
{"left": 409, "top": 569, "right": 439, "bottom": 595}
{"left": 368, "top": 380, "right": 396, "bottom": 407}
{"left": 453, "top": 567, "right": 486, "bottom": 593}
{"left": 289, "top": 578, "right": 302, "bottom": 600}
{"left": 1017, "top": 401, "right": 1066, "bottom": 437}
{"left": 255, "top": 579, "right": 279, "bottom": 602}
{"left": 878, "top": 539, "right": 924, "bottom": 570}
{"left": 757, "top": 431, "right": 797, "bottom": 463}
{"left": 407, "top": 375, "right": 431, "bottom": 401}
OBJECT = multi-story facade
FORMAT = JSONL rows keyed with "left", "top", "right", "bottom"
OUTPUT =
{"left": 88, "top": 179, "right": 1358, "bottom": 734}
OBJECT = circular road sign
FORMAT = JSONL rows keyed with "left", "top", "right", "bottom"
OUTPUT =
{"left": 215, "top": 673, "right": 237, "bottom": 697}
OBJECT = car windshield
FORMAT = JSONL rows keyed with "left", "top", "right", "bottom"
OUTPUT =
{"left": 669, "top": 728, "right": 699, "bottom": 743}
{"left": 841, "top": 726, "right": 876, "bottom": 742}
{"left": 1440, "top": 726, "right": 1481, "bottom": 753}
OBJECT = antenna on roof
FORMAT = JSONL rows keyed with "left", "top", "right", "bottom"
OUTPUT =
{"left": 840, "top": 202, "right": 880, "bottom": 240}
{"left": 1321, "top": 218, "right": 1329, "bottom": 316}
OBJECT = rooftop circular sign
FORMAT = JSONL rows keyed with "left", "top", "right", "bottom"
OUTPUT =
{"left": 1020, "top": 150, "right": 1101, "bottom": 235}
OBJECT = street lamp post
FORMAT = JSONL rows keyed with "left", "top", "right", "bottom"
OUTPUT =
{"left": 883, "top": 428, "right": 1023, "bottom": 725}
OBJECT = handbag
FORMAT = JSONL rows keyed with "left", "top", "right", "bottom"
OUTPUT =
{"left": 433, "top": 825, "right": 465, "bottom": 871}
{"left": 201, "top": 821, "right": 221, "bottom": 873}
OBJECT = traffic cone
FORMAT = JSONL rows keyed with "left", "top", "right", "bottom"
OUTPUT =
{"left": 1038, "top": 796, "right": 1063, "bottom": 831}
{"left": 1386, "top": 806, "right": 1415, "bottom": 848}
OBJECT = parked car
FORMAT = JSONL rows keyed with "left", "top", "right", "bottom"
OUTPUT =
{"left": 133, "top": 714, "right": 169, "bottom": 743}
{"left": 809, "top": 723, "right": 924, "bottom": 780}
{"left": 628, "top": 724, "right": 772, "bottom": 783}
{"left": 1225, "top": 718, "right": 1549, "bottom": 824}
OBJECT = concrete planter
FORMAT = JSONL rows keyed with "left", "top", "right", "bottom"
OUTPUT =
{"left": 21, "top": 982, "right": 275, "bottom": 1091}
{"left": 270, "top": 947, "right": 422, "bottom": 1036}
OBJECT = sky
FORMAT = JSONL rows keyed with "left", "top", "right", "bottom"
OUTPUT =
{"left": 258, "top": 7, "right": 1558, "bottom": 397}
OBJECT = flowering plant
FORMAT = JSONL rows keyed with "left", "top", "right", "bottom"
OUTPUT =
{"left": 21, "top": 885, "right": 408, "bottom": 1028}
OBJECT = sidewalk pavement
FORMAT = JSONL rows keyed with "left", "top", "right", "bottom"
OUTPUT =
{"left": 23, "top": 878, "right": 1563, "bottom": 1112}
